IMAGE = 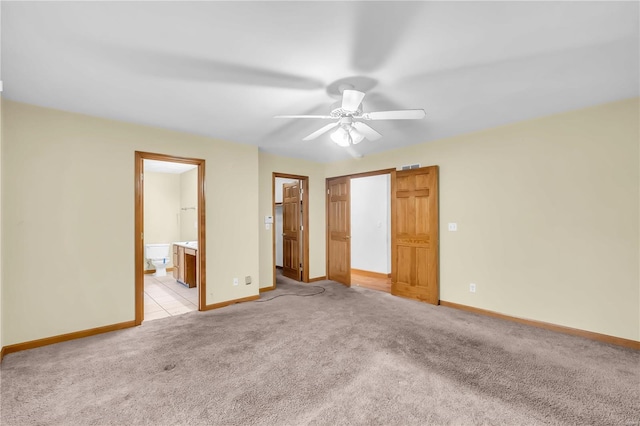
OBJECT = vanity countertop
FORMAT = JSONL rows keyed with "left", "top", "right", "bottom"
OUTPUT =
{"left": 173, "top": 241, "right": 198, "bottom": 250}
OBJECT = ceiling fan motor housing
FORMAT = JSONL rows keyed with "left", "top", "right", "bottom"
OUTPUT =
{"left": 330, "top": 101, "right": 362, "bottom": 118}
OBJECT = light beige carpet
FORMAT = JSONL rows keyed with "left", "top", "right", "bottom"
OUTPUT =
{"left": 1, "top": 277, "right": 638, "bottom": 425}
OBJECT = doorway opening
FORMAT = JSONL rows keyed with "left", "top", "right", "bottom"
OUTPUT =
{"left": 326, "top": 169, "right": 393, "bottom": 290}
{"left": 134, "top": 151, "right": 206, "bottom": 325}
{"left": 326, "top": 166, "right": 439, "bottom": 304}
{"left": 269, "top": 173, "right": 309, "bottom": 290}
{"left": 350, "top": 173, "right": 392, "bottom": 293}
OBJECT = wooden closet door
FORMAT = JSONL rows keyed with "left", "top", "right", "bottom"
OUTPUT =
{"left": 327, "top": 177, "right": 351, "bottom": 286}
{"left": 282, "top": 182, "right": 301, "bottom": 281}
{"left": 392, "top": 166, "right": 439, "bottom": 304}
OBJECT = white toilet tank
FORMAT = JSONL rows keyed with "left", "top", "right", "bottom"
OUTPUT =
{"left": 145, "top": 243, "right": 170, "bottom": 259}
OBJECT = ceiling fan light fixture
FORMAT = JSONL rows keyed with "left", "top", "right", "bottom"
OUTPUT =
{"left": 349, "top": 127, "right": 365, "bottom": 145}
{"left": 330, "top": 127, "right": 351, "bottom": 147}
{"left": 331, "top": 124, "right": 365, "bottom": 147}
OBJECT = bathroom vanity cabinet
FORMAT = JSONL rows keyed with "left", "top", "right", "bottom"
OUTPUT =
{"left": 172, "top": 244, "right": 197, "bottom": 288}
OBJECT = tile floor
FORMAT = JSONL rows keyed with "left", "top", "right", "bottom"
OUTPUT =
{"left": 144, "top": 273, "right": 198, "bottom": 322}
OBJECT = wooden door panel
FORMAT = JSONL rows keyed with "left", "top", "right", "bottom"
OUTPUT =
{"left": 329, "top": 240, "right": 348, "bottom": 276}
{"left": 284, "top": 240, "right": 299, "bottom": 271}
{"left": 396, "top": 198, "right": 413, "bottom": 235}
{"left": 396, "top": 246, "right": 413, "bottom": 284}
{"left": 331, "top": 206, "right": 347, "bottom": 231}
{"left": 392, "top": 166, "right": 439, "bottom": 304}
{"left": 282, "top": 182, "right": 300, "bottom": 280}
{"left": 415, "top": 196, "right": 430, "bottom": 235}
{"left": 283, "top": 205, "right": 296, "bottom": 231}
{"left": 283, "top": 240, "right": 289, "bottom": 268}
{"left": 394, "top": 283, "right": 435, "bottom": 302}
{"left": 416, "top": 247, "right": 429, "bottom": 286}
{"left": 415, "top": 173, "right": 429, "bottom": 189}
{"left": 397, "top": 175, "right": 411, "bottom": 191}
{"left": 327, "top": 177, "right": 351, "bottom": 285}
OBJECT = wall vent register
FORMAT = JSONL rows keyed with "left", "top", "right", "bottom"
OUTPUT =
{"left": 400, "top": 163, "right": 421, "bottom": 170}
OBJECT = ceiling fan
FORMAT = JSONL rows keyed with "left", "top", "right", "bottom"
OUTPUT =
{"left": 275, "top": 88, "right": 426, "bottom": 147}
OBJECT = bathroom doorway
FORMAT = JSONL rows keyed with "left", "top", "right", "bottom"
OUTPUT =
{"left": 134, "top": 152, "right": 206, "bottom": 325}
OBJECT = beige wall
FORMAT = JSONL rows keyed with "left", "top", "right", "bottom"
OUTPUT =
{"left": 258, "top": 152, "right": 326, "bottom": 288}
{"left": 180, "top": 168, "right": 198, "bottom": 242}
{"left": 143, "top": 171, "right": 181, "bottom": 270}
{"left": 323, "top": 98, "right": 639, "bottom": 341}
{"left": 1, "top": 100, "right": 260, "bottom": 345}
{"left": 0, "top": 96, "right": 3, "bottom": 349}
{"left": 1, "top": 97, "right": 637, "bottom": 347}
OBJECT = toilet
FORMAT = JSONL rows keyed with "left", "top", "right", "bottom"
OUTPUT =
{"left": 145, "top": 243, "right": 171, "bottom": 277}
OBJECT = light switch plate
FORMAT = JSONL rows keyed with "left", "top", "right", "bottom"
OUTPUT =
{"left": 448, "top": 223, "right": 457, "bottom": 231}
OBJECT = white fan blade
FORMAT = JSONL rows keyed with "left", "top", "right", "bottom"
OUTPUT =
{"left": 361, "top": 109, "right": 425, "bottom": 120}
{"left": 303, "top": 122, "right": 339, "bottom": 141}
{"left": 275, "top": 115, "right": 334, "bottom": 119}
{"left": 342, "top": 89, "right": 366, "bottom": 112}
{"left": 353, "top": 122, "right": 382, "bottom": 141}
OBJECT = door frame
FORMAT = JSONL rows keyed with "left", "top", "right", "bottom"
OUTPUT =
{"left": 325, "top": 168, "right": 395, "bottom": 287}
{"left": 270, "top": 172, "right": 310, "bottom": 289}
{"left": 134, "top": 151, "right": 206, "bottom": 325}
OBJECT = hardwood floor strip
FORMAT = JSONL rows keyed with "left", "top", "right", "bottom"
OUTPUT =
{"left": 351, "top": 271, "right": 391, "bottom": 293}
{"left": 1, "top": 320, "right": 137, "bottom": 361}
{"left": 440, "top": 301, "right": 639, "bottom": 350}
{"left": 350, "top": 268, "right": 391, "bottom": 279}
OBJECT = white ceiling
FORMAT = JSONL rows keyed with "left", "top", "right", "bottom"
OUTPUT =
{"left": 2, "top": 1, "right": 638, "bottom": 163}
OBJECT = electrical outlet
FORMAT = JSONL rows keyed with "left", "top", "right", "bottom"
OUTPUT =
{"left": 448, "top": 223, "right": 457, "bottom": 231}
{"left": 233, "top": 278, "right": 239, "bottom": 286}
{"left": 469, "top": 283, "right": 476, "bottom": 293}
